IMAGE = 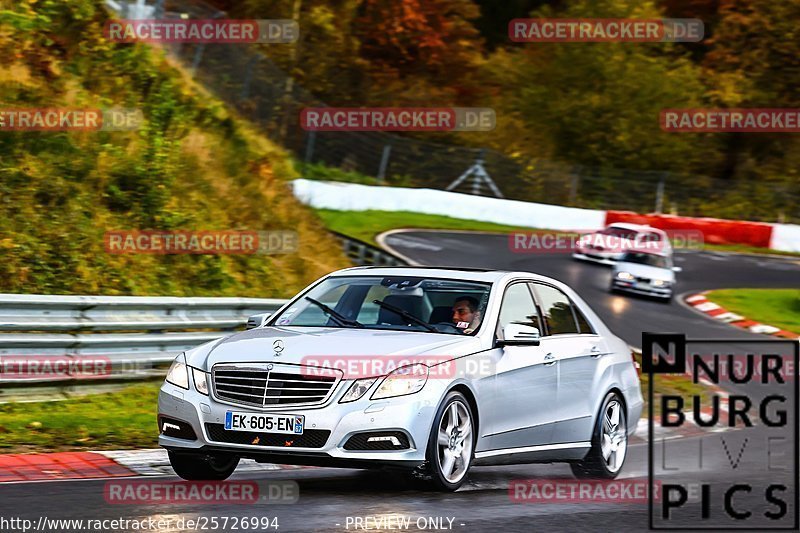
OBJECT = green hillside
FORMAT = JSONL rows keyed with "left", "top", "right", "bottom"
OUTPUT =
{"left": 0, "top": 0, "right": 349, "bottom": 297}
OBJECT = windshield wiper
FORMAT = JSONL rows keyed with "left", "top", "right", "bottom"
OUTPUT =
{"left": 372, "top": 299, "right": 438, "bottom": 333}
{"left": 304, "top": 297, "right": 364, "bottom": 328}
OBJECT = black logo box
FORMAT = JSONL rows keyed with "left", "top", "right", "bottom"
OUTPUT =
{"left": 644, "top": 333, "right": 800, "bottom": 531}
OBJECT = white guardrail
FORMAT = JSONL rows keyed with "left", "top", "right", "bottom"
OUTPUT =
{"left": 0, "top": 294, "right": 288, "bottom": 392}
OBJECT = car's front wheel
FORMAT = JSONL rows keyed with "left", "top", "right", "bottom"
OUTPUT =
{"left": 168, "top": 451, "right": 240, "bottom": 481}
{"left": 571, "top": 391, "right": 628, "bottom": 479}
{"left": 421, "top": 391, "right": 475, "bottom": 491}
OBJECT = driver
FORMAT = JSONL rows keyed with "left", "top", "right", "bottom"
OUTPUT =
{"left": 452, "top": 296, "right": 481, "bottom": 333}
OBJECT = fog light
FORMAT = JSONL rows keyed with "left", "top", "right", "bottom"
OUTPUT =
{"left": 158, "top": 416, "right": 197, "bottom": 440}
{"left": 343, "top": 431, "right": 410, "bottom": 450}
{"left": 367, "top": 435, "right": 401, "bottom": 446}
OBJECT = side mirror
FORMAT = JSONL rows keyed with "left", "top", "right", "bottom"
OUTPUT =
{"left": 672, "top": 266, "right": 683, "bottom": 273}
{"left": 246, "top": 312, "right": 272, "bottom": 329}
{"left": 497, "top": 323, "right": 541, "bottom": 347}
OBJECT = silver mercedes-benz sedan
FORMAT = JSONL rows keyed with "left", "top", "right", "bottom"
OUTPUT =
{"left": 158, "top": 266, "right": 643, "bottom": 491}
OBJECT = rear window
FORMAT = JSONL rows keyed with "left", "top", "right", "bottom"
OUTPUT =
{"left": 531, "top": 283, "right": 579, "bottom": 335}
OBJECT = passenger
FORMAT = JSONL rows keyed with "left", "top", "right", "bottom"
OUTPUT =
{"left": 452, "top": 296, "right": 481, "bottom": 333}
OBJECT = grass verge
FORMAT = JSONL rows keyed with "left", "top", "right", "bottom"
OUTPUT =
{"left": 705, "top": 289, "right": 800, "bottom": 334}
{"left": 0, "top": 381, "right": 162, "bottom": 454}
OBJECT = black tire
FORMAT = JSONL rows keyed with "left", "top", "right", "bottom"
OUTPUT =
{"left": 168, "top": 451, "right": 240, "bottom": 481}
{"left": 571, "top": 391, "right": 628, "bottom": 480}
{"left": 419, "top": 391, "right": 475, "bottom": 491}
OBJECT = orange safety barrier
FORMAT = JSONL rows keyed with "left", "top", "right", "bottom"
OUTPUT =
{"left": 604, "top": 211, "right": 774, "bottom": 248}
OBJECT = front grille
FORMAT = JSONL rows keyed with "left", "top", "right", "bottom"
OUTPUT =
{"left": 636, "top": 277, "right": 651, "bottom": 283}
{"left": 343, "top": 431, "right": 411, "bottom": 451}
{"left": 212, "top": 363, "right": 340, "bottom": 408}
{"left": 205, "top": 423, "right": 330, "bottom": 448}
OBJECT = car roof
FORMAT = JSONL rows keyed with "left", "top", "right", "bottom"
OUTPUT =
{"left": 328, "top": 266, "right": 555, "bottom": 284}
{"left": 621, "top": 249, "right": 670, "bottom": 258}
{"left": 607, "top": 222, "right": 665, "bottom": 234}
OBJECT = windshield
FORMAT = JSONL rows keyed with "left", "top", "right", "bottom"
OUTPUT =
{"left": 600, "top": 226, "right": 638, "bottom": 239}
{"left": 621, "top": 252, "right": 671, "bottom": 269}
{"left": 270, "top": 275, "right": 492, "bottom": 335}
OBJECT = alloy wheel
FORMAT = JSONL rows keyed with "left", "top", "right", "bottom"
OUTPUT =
{"left": 600, "top": 400, "right": 627, "bottom": 473}
{"left": 436, "top": 400, "right": 473, "bottom": 483}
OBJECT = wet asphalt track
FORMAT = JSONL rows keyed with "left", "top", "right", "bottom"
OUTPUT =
{"left": 2, "top": 230, "right": 799, "bottom": 532}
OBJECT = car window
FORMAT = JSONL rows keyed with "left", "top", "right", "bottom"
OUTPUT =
{"left": 531, "top": 284, "right": 579, "bottom": 335}
{"left": 271, "top": 275, "right": 491, "bottom": 335}
{"left": 497, "top": 283, "right": 541, "bottom": 335}
{"left": 573, "top": 305, "right": 595, "bottom": 334}
{"left": 621, "top": 252, "right": 670, "bottom": 268}
{"left": 601, "top": 226, "right": 637, "bottom": 239}
{"left": 355, "top": 285, "right": 391, "bottom": 323}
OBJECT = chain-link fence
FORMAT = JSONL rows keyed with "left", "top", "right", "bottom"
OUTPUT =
{"left": 111, "top": 0, "right": 799, "bottom": 223}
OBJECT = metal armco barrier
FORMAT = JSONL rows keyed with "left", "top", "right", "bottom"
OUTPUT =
{"left": 0, "top": 295, "right": 288, "bottom": 392}
{"left": 330, "top": 231, "right": 407, "bottom": 266}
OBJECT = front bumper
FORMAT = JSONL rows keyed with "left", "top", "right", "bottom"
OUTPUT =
{"left": 158, "top": 380, "right": 440, "bottom": 466}
{"left": 611, "top": 279, "right": 672, "bottom": 299}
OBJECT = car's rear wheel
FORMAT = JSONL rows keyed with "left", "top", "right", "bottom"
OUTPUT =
{"left": 571, "top": 392, "right": 627, "bottom": 479}
{"left": 168, "top": 451, "right": 240, "bottom": 481}
{"left": 420, "top": 391, "right": 475, "bottom": 491}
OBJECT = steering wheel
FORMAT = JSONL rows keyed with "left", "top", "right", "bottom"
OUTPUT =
{"left": 432, "top": 322, "right": 465, "bottom": 334}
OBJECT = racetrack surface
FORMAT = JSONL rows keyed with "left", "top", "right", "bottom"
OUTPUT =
{"left": 3, "top": 230, "right": 798, "bottom": 532}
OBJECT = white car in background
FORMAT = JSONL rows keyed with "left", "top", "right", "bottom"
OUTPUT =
{"left": 610, "top": 251, "right": 682, "bottom": 301}
{"left": 573, "top": 223, "right": 671, "bottom": 265}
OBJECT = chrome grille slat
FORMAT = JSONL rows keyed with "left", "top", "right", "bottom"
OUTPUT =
{"left": 214, "top": 391, "right": 264, "bottom": 400}
{"left": 215, "top": 376, "right": 271, "bottom": 382}
{"left": 212, "top": 363, "right": 341, "bottom": 408}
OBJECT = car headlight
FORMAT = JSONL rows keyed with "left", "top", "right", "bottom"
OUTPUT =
{"left": 371, "top": 364, "right": 429, "bottom": 400}
{"left": 652, "top": 279, "right": 671, "bottom": 287}
{"left": 616, "top": 271, "right": 635, "bottom": 281}
{"left": 192, "top": 367, "right": 209, "bottom": 395}
{"left": 339, "top": 378, "right": 378, "bottom": 403}
{"left": 165, "top": 353, "right": 189, "bottom": 389}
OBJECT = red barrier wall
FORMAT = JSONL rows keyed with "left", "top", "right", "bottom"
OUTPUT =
{"left": 604, "top": 211, "right": 774, "bottom": 248}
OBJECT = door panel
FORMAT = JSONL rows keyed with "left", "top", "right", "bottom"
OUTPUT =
{"left": 489, "top": 343, "right": 557, "bottom": 449}
{"left": 485, "top": 282, "right": 556, "bottom": 451}
{"left": 552, "top": 335, "right": 609, "bottom": 442}
{"left": 531, "top": 283, "right": 606, "bottom": 444}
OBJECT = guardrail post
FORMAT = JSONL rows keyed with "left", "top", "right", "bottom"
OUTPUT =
{"left": 568, "top": 167, "right": 581, "bottom": 205}
{"left": 304, "top": 131, "right": 316, "bottom": 163}
{"left": 655, "top": 175, "right": 666, "bottom": 214}
{"left": 377, "top": 144, "right": 391, "bottom": 184}
{"left": 240, "top": 56, "right": 259, "bottom": 100}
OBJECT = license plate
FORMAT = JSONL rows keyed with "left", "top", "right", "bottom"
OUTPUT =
{"left": 224, "top": 412, "right": 304, "bottom": 434}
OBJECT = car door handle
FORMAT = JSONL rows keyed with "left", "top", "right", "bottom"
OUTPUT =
{"left": 543, "top": 353, "right": 556, "bottom": 366}
{"left": 590, "top": 346, "right": 602, "bottom": 357}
